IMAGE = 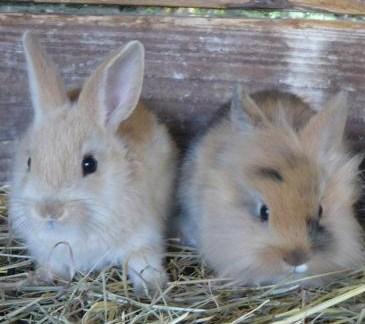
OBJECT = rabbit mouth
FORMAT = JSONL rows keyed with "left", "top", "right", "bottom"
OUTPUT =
{"left": 44, "top": 218, "right": 60, "bottom": 230}
{"left": 276, "top": 263, "right": 310, "bottom": 279}
{"left": 293, "top": 264, "right": 308, "bottom": 274}
{"left": 36, "top": 217, "right": 65, "bottom": 232}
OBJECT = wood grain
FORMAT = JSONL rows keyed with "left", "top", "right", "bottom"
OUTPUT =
{"left": 1, "top": 14, "right": 365, "bottom": 184}
{"left": 18, "top": 0, "right": 365, "bottom": 15}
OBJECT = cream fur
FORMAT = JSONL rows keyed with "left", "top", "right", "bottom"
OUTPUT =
{"left": 9, "top": 33, "right": 177, "bottom": 295}
{"left": 178, "top": 89, "right": 364, "bottom": 285}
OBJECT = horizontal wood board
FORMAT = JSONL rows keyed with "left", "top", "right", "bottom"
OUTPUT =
{"left": 1, "top": 14, "right": 365, "bottom": 184}
{"left": 17, "top": 0, "right": 365, "bottom": 15}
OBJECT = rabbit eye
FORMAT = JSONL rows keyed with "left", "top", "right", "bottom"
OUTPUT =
{"left": 27, "top": 157, "right": 31, "bottom": 171}
{"left": 259, "top": 204, "right": 269, "bottom": 222}
{"left": 318, "top": 205, "right": 323, "bottom": 218}
{"left": 82, "top": 155, "right": 97, "bottom": 176}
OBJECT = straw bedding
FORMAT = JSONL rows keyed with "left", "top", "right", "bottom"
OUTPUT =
{"left": 1, "top": 186, "right": 365, "bottom": 323}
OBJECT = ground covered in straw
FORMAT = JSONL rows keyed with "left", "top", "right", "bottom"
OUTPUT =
{"left": 1, "top": 186, "right": 365, "bottom": 323}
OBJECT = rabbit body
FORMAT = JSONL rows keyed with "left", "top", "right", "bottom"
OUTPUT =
{"left": 9, "top": 33, "right": 177, "bottom": 293}
{"left": 178, "top": 88, "right": 364, "bottom": 285}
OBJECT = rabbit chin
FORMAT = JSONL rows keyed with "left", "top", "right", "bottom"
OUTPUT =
{"left": 215, "top": 252, "right": 352, "bottom": 288}
{"left": 18, "top": 221, "right": 123, "bottom": 280}
{"left": 10, "top": 204, "right": 123, "bottom": 279}
{"left": 249, "top": 264, "right": 318, "bottom": 286}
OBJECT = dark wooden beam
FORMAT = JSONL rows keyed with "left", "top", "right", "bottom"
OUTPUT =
{"left": 15, "top": 0, "right": 365, "bottom": 15}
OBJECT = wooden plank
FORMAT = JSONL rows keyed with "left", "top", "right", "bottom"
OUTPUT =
{"left": 17, "top": 0, "right": 365, "bottom": 15}
{"left": 1, "top": 14, "right": 365, "bottom": 184}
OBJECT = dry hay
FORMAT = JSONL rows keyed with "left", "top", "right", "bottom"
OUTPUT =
{"left": 1, "top": 186, "right": 365, "bottom": 323}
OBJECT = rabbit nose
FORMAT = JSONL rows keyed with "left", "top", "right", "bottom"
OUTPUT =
{"left": 37, "top": 200, "right": 65, "bottom": 220}
{"left": 283, "top": 248, "right": 309, "bottom": 267}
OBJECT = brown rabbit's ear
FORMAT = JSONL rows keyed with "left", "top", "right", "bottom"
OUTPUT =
{"left": 230, "top": 84, "right": 268, "bottom": 128}
{"left": 78, "top": 41, "right": 144, "bottom": 133}
{"left": 23, "top": 32, "right": 68, "bottom": 123}
{"left": 300, "top": 92, "right": 348, "bottom": 153}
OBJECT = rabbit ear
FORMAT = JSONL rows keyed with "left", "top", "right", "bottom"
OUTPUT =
{"left": 78, "top": 41, "right": 144, "bottom": 133}
{"left": 230, "top": 84, "right": 268, "bottom": 128}
{"left": 300, "top": 92, "right": 348, "bottom": 154}
{"left": 23, "top": 32, "right": 68, "bottom": 124}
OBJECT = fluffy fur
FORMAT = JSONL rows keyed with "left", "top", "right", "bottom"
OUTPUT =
{"left": 9, "top": 33, "right": 177, "bottom": 295}
{"left": 178, "top": 86, "right": 364, "bottom": 285}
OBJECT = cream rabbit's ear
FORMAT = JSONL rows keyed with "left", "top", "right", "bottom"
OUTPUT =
{"left": 23, "top": 32, "right": 69, "bottom": 124}
{"left": 300, "top": 92, "right": 348, "bottom": 154}
{"left": 78, "top": 41, "right": 144, "bottom": 133}
{"left": 230, "top": 84, "right": 268, "bottom": 128}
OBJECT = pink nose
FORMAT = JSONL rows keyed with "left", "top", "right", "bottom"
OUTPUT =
{"left": 283, "top": 248, "right": 309, "bottom": 267}
{"left": 37, "top": 200, "right": 65, "bottom": 220}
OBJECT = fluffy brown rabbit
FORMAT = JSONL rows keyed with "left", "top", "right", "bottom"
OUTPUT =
{"left": 9, "top": 32, "right": 177, "bottom": 295}
{"left": 178, "top": 85, "right": 364, "bottom": 285}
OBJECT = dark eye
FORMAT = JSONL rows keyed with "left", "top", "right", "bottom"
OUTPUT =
{"left": 27, "top": 157, "right": 31, "bottom": 171}
{"left": 318, "top": 205, "right": 323, "bottom": 218}
{"left": 260, "top": 204, "right": 269, "bottom": 222}
{"left": 82, "top": 155, "right": 97, "bottom": 176}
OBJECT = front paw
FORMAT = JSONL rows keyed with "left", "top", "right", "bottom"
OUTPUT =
{"left": 129, "top": 265, "right": 168, "bottom": 298}
{"left": 35, "top": 263, "right": 73, "bottom": 284}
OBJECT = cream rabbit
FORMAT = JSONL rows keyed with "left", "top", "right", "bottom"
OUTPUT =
{"left": 9, "top": 33, "right": 177, "bottom": 295}
{"left": 178, "top": 86, "right": 364, "bottom": 285}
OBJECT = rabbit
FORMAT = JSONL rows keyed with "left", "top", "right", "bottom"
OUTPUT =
{"left": 178, "top": 85, "right": 364, "bottom": 285}
{"left": 8, "top": 32, "right": 177, "bottom": 295}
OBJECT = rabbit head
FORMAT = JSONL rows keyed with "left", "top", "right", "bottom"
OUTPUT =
{"left": 10, "top": 33, "right": 145, "bottom": 239}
